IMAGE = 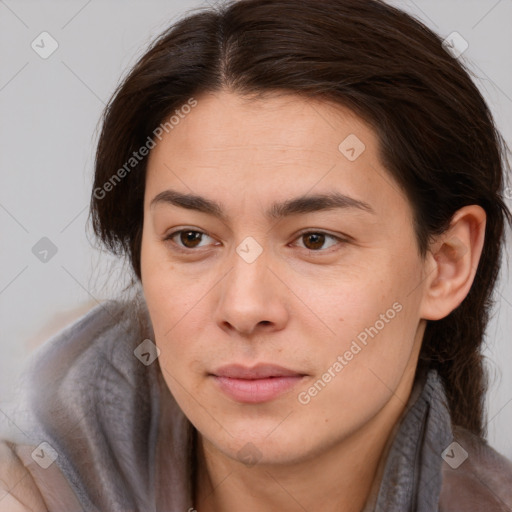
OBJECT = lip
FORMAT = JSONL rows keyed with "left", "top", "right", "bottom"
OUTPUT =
{"left": 212, "top": 363, "right": 305, "bottom": 379}
{"left": 210, "top": 363, "right": 307, "bottom": 403}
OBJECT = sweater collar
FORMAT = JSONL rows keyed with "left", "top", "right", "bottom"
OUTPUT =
{"left": 364, "top": 361, "right": 453, "bottom": 511}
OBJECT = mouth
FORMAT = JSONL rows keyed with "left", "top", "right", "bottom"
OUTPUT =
{"left": 210, "top": 363, "right": 308, "bottom": 403}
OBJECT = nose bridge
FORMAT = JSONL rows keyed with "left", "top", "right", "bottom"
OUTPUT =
{"left": 227, "top": 238, "right": 271, "bottom": 301}
{"left": 215, "top": 238, "right": 287, "bottom": 333}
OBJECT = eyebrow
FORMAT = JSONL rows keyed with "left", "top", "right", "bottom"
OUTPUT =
{"left": 150, "top": 189, "right": 375, "bottom": 220}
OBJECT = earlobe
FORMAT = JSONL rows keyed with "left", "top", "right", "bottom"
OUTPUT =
{"left": 420, "top": 205, "right": 486, "bottom": 321}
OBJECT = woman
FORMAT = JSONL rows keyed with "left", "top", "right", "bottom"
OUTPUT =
{"left": 1, "top": 0, "right": 512, "bottom": 510}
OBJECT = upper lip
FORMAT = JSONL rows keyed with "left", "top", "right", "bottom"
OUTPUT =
{"left": 212, "top": 363, "right": 306, "bottom": 379}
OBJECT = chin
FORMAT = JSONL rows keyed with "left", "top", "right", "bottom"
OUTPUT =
{"left": 201, "top": 419, "right": 321, "bottom": 467}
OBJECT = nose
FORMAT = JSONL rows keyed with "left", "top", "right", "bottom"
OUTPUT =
{"left": 214, "top": 247, "right": 289, "bottom": 336}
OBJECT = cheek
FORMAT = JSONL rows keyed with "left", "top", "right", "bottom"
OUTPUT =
{"left": 141, "top": 234, "right": 190, "bottom": 331}
{"left": 310, "top": 258, "right": 422, "bottom": 383}
{"left": 141, "top": 263, "right": 213, "bottom": 392}
{"left": 141, "top": 241, "right": 187, "bottom": 371}
{"left": 299, "top": 299, "right": 419, "bottom": 432}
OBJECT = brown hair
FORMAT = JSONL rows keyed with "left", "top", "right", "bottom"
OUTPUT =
{"left": 90, "top": 0, "right": 512, "bottom": 437}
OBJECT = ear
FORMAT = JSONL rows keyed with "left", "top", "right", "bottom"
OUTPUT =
{"left": 419, "top": 205, "right": 486, "bottom": 321}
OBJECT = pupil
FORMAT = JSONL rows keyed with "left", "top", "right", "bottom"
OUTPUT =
{"left": 304, "top": 233, "right": 324, "bottom": 250}
{"left": 181, "top": 231, "right": 201, "bottom": 248}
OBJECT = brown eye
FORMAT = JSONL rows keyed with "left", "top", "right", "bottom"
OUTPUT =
{"left": 302, "top": 233, "right": 326, "bottom": 250}
{"left": 294, "top": 231, "right": 344, "bottom": 252}
{"left": 179, "top": 230, "right": 203, "bottom": 248}
{"left": 164, "top": 229, "right": 215, "bottom": 251}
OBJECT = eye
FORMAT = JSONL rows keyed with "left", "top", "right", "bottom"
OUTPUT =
{"left": 163, "top": 229, "right": 347, "bottom": 253}
{"left": 164, "top": 229, "right": 217, "bottom": 250}
{"left": 293, "top": 231, "right": 345, "bottom": 251}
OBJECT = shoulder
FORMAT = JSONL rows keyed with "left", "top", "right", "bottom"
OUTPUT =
{"left": 0, "top": 440, "right": 47, "bottom": 512}
{"left": 28, "top": 292, "right": 151, "bottom": 368}
{"left": 0, "top": 440, "right": 87, "bottom": 512}
{"left": 7, "top": 292, "right": 155, "bottom": 445}
{"left": 439, "top": 424, "right": 512, "bottom": 511}
{"left": 25, "top": 291, "right": 154, "bottom": 406}
{"left": 0, "top": 291, "right": 158, "bottom": 511}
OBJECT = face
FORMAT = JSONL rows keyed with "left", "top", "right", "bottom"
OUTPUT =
{"left": 141, "top": 90, "right": 429, "bottom": 466}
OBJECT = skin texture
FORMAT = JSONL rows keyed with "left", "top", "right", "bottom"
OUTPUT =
{"left": 140, "top": 90, "right": 486, "bottom": 512}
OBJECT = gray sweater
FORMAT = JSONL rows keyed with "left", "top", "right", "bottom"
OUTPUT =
{"left": 1, "top": 296, "right": 512, "bottom": 511}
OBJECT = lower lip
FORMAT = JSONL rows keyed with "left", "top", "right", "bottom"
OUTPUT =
{"left": 212, "top": 375, "right": 305, "bottom": 403}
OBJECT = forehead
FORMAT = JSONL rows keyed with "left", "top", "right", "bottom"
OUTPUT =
{"left": 149, "top": 91, "right": 375, "bottom": 161}
{"left": 144, "top": 90, "right": 408, "bottom": 219}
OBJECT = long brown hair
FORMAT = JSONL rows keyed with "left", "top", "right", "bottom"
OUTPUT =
{"left": 89, "top": 0, "right": 512, "bottom": 437}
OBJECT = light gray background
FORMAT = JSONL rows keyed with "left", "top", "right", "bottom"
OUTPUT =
{"left": 1, "top": 0, "right": 511, "bottom": 458}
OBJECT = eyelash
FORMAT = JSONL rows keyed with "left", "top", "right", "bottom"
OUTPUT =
{"left": 162, "top": 229, "right": 348, "bottom": 254}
